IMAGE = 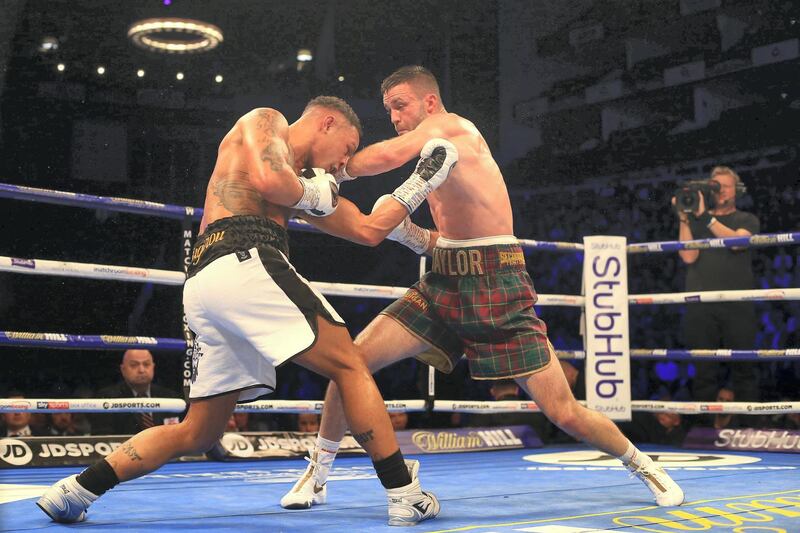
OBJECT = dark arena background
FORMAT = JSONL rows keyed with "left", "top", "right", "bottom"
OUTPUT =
{"left": 1, "top": 1, "right": 799, "bottom": 531}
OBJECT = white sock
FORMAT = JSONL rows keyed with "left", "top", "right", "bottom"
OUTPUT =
{"left": 618, "top": 441, "right": 651, "bottom": 467}
{"left": 312, "top": 436, "right": 340, "bottom": 484}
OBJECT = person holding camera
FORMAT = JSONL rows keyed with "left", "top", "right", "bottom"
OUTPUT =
{"left": 673, "top": 166, "right": 760, "bottom": 408}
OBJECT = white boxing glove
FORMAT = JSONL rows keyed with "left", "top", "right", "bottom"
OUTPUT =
{"left": 372, "top": 194, "right": 431, "bottom": 255}
{"left": 293, "top": 168, "right": 339, "bottom": 217}
{"left": 335, "top": 164, "right": 357, "bottom": 184}
{"left": 391, "top": 138, "right": 458, "bottom": 214}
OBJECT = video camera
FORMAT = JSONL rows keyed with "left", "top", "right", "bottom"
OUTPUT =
{"left": 673, "top": 180, "right": 720, "bottom": 213}
{"left": 673, "top": 179, "right": 747, "bottom": 214}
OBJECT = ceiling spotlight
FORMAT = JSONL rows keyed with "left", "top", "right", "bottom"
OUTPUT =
{"left": 128, "top": 18, "right": 223, "bottom": 54}
{"left": 176, "top": 72, "right": 184, "bottom": 80}
{"left": 137, "top": 69, "right": 146, "bottom": 78}
{"left": 338, "top": 75, "right": 345, "bottom": 82}
{"left": 214, "top": 74, "right": 223, "bottom": 83}
{"left": 39, "top": 36, "right": 59, "bottom": 53}
{"left": 56, "top": 63, "right": 65, "bottom": 72}
{"left": 296, "top": 48, "right": 313, "bottom": 62}
{"left": 96, "top": 66, "right": 106, "bottom": 75}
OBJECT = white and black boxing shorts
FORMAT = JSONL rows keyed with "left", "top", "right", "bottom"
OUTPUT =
{"left": 183, "top": 215, "right": 344, "bottom": 403}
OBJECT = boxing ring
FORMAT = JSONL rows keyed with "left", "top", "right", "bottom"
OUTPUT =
{"left": 2, "top": 183, "right": 800, "bottom": 532}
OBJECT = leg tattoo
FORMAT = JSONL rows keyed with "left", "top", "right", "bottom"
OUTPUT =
{"left": 353, "top": 429, "right": 375, "bottom": 446}
{"left": 121, "top": 442, "right": 142, "bottom": 462}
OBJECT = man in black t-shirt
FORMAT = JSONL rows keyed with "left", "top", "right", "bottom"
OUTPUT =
{"left": 674, "top": 166, "right": 760, "bottom": 405}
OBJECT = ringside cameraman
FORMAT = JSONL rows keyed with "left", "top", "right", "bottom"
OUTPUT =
{"left": 672, "top": 166, "right": 760, "bottom": 406}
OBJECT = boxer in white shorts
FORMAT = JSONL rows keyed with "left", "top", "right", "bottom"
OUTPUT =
{"left": 38, "top": 95, "right": 457, "bottom": 527}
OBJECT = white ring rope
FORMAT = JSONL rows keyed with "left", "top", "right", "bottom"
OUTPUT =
{"left": 9, "top": 255, "right": 799, "bottom": 306}
{"left": 4, "top": 397, "right": 797, "bottom": 415}
{"left": 433, "top": 400, "right": 800, "bottom": 415}
{"left": 0, "top": 398, "right": 426, "bottom": 414}
{"left": 629, "top": 288, "right": 800, "bottom": 305}
{"left": 5, "top": 255, "right": 798, "bottom": 305}
{"left": 0, "top": 256, "right": 584, "bottom": 305}
{"left": 556, "top": 349, "right": 800, "bottom": 360}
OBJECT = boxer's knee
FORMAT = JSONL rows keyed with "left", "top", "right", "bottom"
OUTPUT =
{"left": 175, "top": 418, "right": 225, "bottom": 454}
{"left": 545, "top": 400, "right": 582, "bottom": 435}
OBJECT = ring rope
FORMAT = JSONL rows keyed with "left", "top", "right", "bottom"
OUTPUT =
{"left": 558, "top": 349, "right": 800, "bottom": 361}
{"left": 0, "top": 331, "right": 187, "bottom": 350}
{"left": 0, "top": 182, "right": 315, "bottom": 232}
{"left": 432, "top": 400, "right": 800, "bottom": 415}
{"left": 12, "top": 183, "right": 799, "bottom": 254}
{"left": 628, "top": 288, "right": 800, "bottom": 304}
{"left": 3, "top": 397, "right": 796, "bottom": 415}
{"left": 0, "top": 255, "right": 584, "bottom": 304}
{"left": 517, "top": 238, "right": 584, "bottom": 251}
{"left": 3, "top": 331, "right": 797, "bottom": 362}
{"left": 4, "top": 255, "right": 796, "bottom": 305}
{"left": 627, "top": 232, "right": 800, "bottom": 254}
{"left": 0, "top": 398, "right": 426, "bottom": 414}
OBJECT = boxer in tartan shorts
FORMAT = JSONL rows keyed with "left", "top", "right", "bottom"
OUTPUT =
{"left": 384, "top": 241, "right": 554, "bottom": 379}
{"left": 282, "top": 66, "right": 685, "bottom": 511}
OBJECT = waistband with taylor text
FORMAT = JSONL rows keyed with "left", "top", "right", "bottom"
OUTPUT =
{"left": 431, "top": 244, "right": 526, "bottom": 276}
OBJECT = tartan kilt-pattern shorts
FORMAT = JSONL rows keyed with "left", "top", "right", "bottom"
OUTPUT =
{"left": 381, "top": 241, "right": 554, "bottom": 380}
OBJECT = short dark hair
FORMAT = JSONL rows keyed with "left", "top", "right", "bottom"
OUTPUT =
{"left": 304, "top": 95, "right": 362, "bottom": 137}
{"left": 380, "top": 65, "right": 440, "bottom": 97}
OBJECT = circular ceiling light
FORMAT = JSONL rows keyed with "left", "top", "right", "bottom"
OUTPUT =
{"left": 127, "top": 18, "right": 223, "bottom": 54}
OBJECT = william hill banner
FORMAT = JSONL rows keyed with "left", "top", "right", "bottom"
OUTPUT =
{"left": 1, "top": 426, "right": 542, "bottom": 467}
{"left": 398, "top": 426, "right": 542, "bottom": 454}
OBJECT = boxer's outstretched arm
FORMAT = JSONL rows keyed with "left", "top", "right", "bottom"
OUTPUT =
{"left": 239, "top": 108, "right": 305, "bottom": 207}
{"left": 298, "top": 196, "right": 406, "bottom": 246}
{"left": 344, "top": 117, "right": 447, "bottom": 178}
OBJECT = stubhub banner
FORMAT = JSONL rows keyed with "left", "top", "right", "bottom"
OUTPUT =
{"left": 583, "top": 236, "right": 631, "bottom": 421}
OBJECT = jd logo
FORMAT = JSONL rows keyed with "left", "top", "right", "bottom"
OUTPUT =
{"left": 0, "top": 438, "right": 33, "bottom": 466}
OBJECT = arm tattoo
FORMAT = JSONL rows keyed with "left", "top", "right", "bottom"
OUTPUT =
{"left": 121, "top": 442, "right": 142, "bottom": 462}
{"left": 352, "top": 429, "right": 375, "bottom": 446}
{"left": 260, "top": 141, "right": 288, "bottom": 172}
{"left": 252, "top": 109, "right": 291, "bottom": 171}
{"left": 255, "top": 109, "right": 277, "bottom": 133}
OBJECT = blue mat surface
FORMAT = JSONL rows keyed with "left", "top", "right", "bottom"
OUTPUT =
{"left": 2, "top": 445, "right": 799, "bottom": 532}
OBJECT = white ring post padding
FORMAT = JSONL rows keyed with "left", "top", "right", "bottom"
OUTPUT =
{"left": 629, "top": 288, "right": 800, "bottom": 304}
{"left": 433, "top": 400, "right": 800, "bottom": 415}
{"left": 0, "top": 398, "right": 426, "bottom": 414}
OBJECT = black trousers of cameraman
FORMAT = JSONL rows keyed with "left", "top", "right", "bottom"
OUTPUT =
{"left": 683, "top": 302, "right": 759, "bottom": 403}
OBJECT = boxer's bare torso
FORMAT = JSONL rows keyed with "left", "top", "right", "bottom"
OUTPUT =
{"left": 199, "top": 109, "right": 296, "bottom": 234}
{"left": 417, "top": 113, "right": 513, "bottom": 240}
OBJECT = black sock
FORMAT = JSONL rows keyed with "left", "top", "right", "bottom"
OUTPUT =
{"left": 373, "top": 449, "right": 411, "bottom": 489}
{"left": 76, "top": 459, "right": 119, "bottom": 496}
